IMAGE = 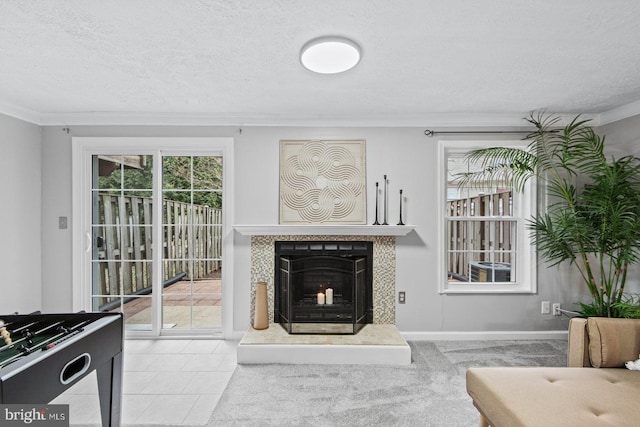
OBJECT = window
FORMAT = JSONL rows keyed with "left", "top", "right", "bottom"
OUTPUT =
{"left": 437, "top": 140, "right": 536, "bottom": 293}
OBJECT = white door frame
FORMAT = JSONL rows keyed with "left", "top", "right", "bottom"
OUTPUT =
{"left": 71, "top": 137, "right": 234, "bottom": 339}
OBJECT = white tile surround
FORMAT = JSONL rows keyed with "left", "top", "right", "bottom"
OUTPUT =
{"left": 52, "top": 339, "right": 237, "bottom": 426}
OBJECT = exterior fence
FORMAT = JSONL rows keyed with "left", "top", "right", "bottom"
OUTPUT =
{"left": 447, "top": 190, "right": 513, "bottom": 280}
{"left": 95, "top": 194, "right": 222, "bottom": 301}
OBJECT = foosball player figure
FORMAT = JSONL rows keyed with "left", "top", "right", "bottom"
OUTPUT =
{"left": 23, "top": 330, "right": 34, "bottom": 347}
{"left": 0, "top": 320, "right": 12, "bottom": 346}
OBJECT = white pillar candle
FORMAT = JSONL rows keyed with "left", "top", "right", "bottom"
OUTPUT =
{"left": 325, "top": 288, "right": 333, "bottom": 305}
{"left": 317, "top": 292, "right": 325, "bottom": 305}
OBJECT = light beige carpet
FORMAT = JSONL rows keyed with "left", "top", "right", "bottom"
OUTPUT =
{"left": 207, "top": 339, "right": 567, "bottom": 426}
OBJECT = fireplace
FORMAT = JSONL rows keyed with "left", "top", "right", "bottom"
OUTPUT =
{"left": 274, "top": 241, "right": 373, "bottom": 334}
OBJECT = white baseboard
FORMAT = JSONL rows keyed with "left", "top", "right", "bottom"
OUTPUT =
{"left": 401, "top": 330, "right": 568, "bottom": 341}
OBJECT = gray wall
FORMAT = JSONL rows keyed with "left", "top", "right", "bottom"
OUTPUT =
{"left": 596, "top": 115, "right": 640, "bottom": 294}
{"left": 36, "top": 121, "right": 594, "bottom": 335}
{"left": 0, "top": 114, "right": 42, "bottom": 313}
{"left": 599, "top": 114, "right": 640, "bottom": 157}
{"left": 8, "top": 112, "right": 639, "bottom": 334}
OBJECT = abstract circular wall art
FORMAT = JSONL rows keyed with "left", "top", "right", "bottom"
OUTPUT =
{"left": 279, "top": 139, "right": 366, "bottom": 224}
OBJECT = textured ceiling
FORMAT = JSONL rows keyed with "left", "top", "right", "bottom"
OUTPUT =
{"left": 1, "top": 0, "right": 640, "bottom": 125}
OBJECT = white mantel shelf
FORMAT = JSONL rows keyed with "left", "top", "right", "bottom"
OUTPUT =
{"left": 233, "top": 224, "right": 415, "bottom": 236}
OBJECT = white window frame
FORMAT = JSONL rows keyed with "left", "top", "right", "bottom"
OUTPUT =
{"left": 71, "top": 137, "right": 234, "bottom": 338}
{"left": 437, "top": 140, "right": 536, "bottom": 294}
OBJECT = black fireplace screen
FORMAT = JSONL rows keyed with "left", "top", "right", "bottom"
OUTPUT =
{"left": 275, "top": 241, "right": 373, "bottom": 334}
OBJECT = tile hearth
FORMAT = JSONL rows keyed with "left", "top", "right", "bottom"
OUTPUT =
{"left": 237, "top": 324, "right": 411, "bottom": 365}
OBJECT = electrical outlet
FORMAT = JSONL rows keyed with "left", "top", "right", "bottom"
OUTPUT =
{"left": 553, "top": 303, "right": 561, "bottom": 316}
{"left": 398, "top": 291, "right": 406, "bottom": 304}
{"left": 541, "top": 301, "right": 550, "bottom": 314}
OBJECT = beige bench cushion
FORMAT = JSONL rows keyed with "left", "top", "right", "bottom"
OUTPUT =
{"left": 587, "top": 317, "right": 640, "bottom": 368}
{"left": 467, "top": 367, "right": 640, "bottom": 427}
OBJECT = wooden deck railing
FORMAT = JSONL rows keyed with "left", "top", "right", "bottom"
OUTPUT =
{"left": 447, "top": 190, "right": 513, "bottom": 279}
{"left": 95, "top": 194, "right": 222, "bottom": 300}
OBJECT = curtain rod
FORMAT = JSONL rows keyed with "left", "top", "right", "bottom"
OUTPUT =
{"left": 424, "top": 129, "right": 533, "bottom": 137}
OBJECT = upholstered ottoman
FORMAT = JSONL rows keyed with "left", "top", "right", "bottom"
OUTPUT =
{"left": 466, "top": 367, "right": 640, "bottom": 427}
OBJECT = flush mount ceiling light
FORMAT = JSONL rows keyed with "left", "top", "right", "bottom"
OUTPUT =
{"left": 300, "top": 36, "right": 362, "bottom": 74}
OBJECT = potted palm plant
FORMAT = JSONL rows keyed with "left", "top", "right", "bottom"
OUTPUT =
{"left": 458, "top": 112, "right": 640, "bottom": 317}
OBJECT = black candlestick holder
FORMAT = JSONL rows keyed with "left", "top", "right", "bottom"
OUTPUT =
{"left": 397, "top": 189, "right": 405, "bottom": 225}
{"left": 382, "top": 175, "right": 389, "bottom": 225}
{"left": 373, "top": 182, "right": 380, "bottom": 225}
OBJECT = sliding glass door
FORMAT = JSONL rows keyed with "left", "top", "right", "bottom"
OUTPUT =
{"left": 73, "top": 138, "right": 233, "bottom": 338}
{"left": 161, "top": 155, "right": 223, "bottom": 331}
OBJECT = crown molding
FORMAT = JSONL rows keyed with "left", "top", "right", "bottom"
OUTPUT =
{"left": 0, "top": 101, "right": 42, "bottom": 125}
{"left": 29, "top": 111, "right": 588, "bottom": 128}
{"left": 596, "top": 99, "right": 640, "bottom": 126}
{"left": 37, "top": 111, "right": 534, "bottom": 127}
{"left": 0, "top": 103, "right": 639, "bottom": 128}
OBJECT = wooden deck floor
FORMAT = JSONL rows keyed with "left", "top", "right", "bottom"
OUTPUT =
{"left": 118, "top": 278, "right": 222, "bottom": 330}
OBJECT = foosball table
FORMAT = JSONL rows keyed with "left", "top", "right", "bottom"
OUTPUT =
{"left": 0, "top": 311, "right": 124, "bottom": 427}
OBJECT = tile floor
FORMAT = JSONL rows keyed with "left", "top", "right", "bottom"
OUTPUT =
{"left": 52, "top": 339, "right": 238, "bottom": 426}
